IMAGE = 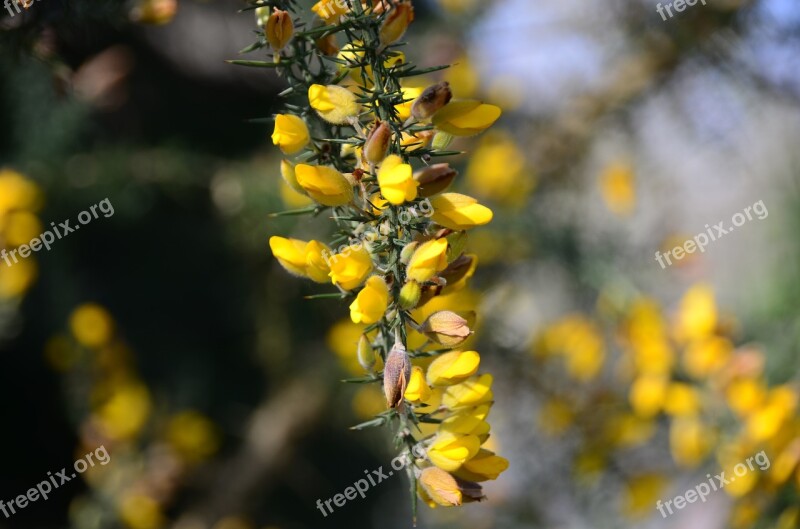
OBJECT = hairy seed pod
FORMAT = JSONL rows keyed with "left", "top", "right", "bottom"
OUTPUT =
{"left": 383, "top": 341, "right": 411, "bottom": 408}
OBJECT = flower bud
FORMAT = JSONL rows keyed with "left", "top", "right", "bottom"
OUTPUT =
{"left": 411, "top": 81, "right": 452, "bottom": 121}
{"left": 316, "top": 33, "right": 340, "bottom": 56}
{"left": 398, "top": 280, "right": 422, "bottom": 310}
{"left": 420, "top": 310, "right": 472, "bottom": 347}
{"left": 414, "top": 164, "right": 457, "bottom": 197}
{"left": 357, "top": 334, "right": 376, "bottom": 372}
{"left": 439, "top": 253, "right": 477, "bottom": 292}
{"left": 266, "top": 9, "right": 294, "bottom": 51}
{"left": 379, "top": 1, "right": 414, "bottom": 48}
{"left": 363, "top": 120, "right": 392, "bottom": 164}
{"left": 383, "top": 341, "right": 411, "bottom": 408}
{"left": 400, "top": 241, "right": 419, "bottom": 265}
{"left": 419, "top": 467, "right": 485, "bottom": 507}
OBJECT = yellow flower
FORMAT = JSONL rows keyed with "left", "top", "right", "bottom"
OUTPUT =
{"left": 726, "top": 378, "right": 767, "bottom": 417}
{"left": 440, "top": 413, "right": 490, "bottom": 440}
{"left": 442, "top": 374, "right": 493, "bottom": 409}
{"left": 295, "top": 164, "right": 353, "bottom": 206}
{"left": 406, "top": 238, "right": 448, "bottom": 282}
{"left": 349, "top": 275, "right": 389, "bottom": 324}
{"left": 432, "top": 100, "right": 502, "bottom": 136}
{"left": 377, "top": 154, "right": 417, "bottom": 205}
{"left": 308, "top": 84, "right": 360, "bottom": 124}
{"left": 119, "top": 493, "right": 165, "bottom": 529}
{"left": 328, "top": 244, "right": 373, "bottom": 290}
{"left": 622, "top": 474, "right": 666, "bottom": 518}
{"left": 455, "top": 449, "right": 509, "bottom": 482}
{"left": 269, "top": 236, "right": 331, "bottom": 283}
{"left": 404, "top": 366, "right": 432, "bottom": 403}
{"left": 428, "top": 432, "right": 481, "bottom": 471}
{"left": 70, "top": 303, "right": 114, "bottom": 348}
{"left": 600, "top": 161, "right": 636, "bottom": 216}
{"left": 271, "top": 114, "right": 309, "bottom": 154}
{"left": 429, "top": 193, "right": 493, "bottom": 230}
{"left": 0, "top": 258, "right": 36, "bottom": 298}
{"left": 426, "top": 350, "right": 480, "bottom": 386}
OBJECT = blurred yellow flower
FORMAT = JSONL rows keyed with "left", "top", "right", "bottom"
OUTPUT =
{"left": 538, "top": 398, "right": 574, "bottom": 436}
{"left": 70, "top": 303, "right": 114, "bottom": 348}
{"left": 130, "top": 0, "right": 177, "bottom": 25}
{"left": 664, "top": 383, "right": 701, "bottom": 416}
{"left": 726, "top": 378, "right": 767, "bottom": 417}
{"left": 396, "top": 86, "right": 423, "bottom": 121}
{"left": 95, "top": 382, "right": 151, "bottom": 440}
{"left": 119, "top": 493, "right": 165, "bottom": 529}
{"left": 166, "top": 411, "right": 220, "bottom": 463}
{"left": 670, "top": 416, "right": 713, "bottom": 467}
{"left": 0, "top": 169, "right": 41, "bottom": 216}
{"left": 0, "top": 258, "right": 37, "bottom": 298}
{"left": 673, "top": 284, "right": 717, "bottom": 343}
{"left": 349, "top": 275, "right": 389, "bottom": 324}
{"left": 466, "top": 132, "right": 534, "bottom": 206}
{"left": 629, "top": 375, "right": 667, "bottom": 418}
{"left": 683, "top": 336, "right": 732, "bottom": 379}
{"left": 599, "top": 162, "right": 636, "bottom": 216}
{"left": 4, "top": 210, "right": 42, "bottom": 246}
{"left": 622, "top": 474, "right": 666, "bottom": 518}
{"left": 326, "top": 319, "right": 367, "bottom": 374}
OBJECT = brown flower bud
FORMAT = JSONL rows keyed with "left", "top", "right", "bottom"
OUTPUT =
{"left": 379, "top": 1, "right": 414, "bottom": 48}
{"left": 316, "top": 33, "right": 340, "bottom": 56}
{"left": 266, "top": 9, "right": 294, "bottom": 51}
{"left": 414, "top": 164, "right": 457, "bottom": 197}
{"left": 419, "top": 467, "right": 485, "bottom": 507}
{"left": 363, "top": 120, "right": 392, "bottom": 164}
{"left": 411, "top": 81, "right": 452, "bottom": 121}
{"left": 383, "top": 341, "right": 411, "bottom": 408}
{"left": 419, "top": 310, "right": 473, "bottom": 347}
{"left": 398, "top": 280, "right": 422, "bottom": 310}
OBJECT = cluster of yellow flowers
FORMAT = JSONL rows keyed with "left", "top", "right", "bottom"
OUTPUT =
{"left": 254, "top": 0, "right": 507, "bottom": 514}
{"left": 0, "top": 169, "right": 41, "bottom": 299}
{"left": 532, "top": 284, "right": 800, "bottom": 525}
{"left": 46, "top": 304, "right": 220, "bottom": 529}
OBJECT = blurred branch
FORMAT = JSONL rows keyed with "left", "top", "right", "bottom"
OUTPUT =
{"left": 171, "top": 371, "right": 329, "bottom": 527}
